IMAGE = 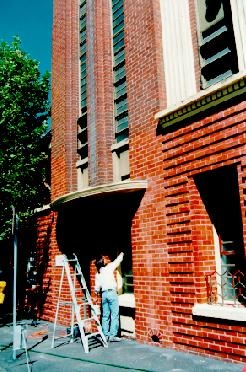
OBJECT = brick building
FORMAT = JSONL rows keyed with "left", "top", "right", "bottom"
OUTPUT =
{"left": 32, "top": 0, "right": 246, "bottom": 364}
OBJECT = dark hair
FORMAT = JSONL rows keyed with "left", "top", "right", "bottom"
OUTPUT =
{"left": 95, "top": 256, "right": 105, "bottom": 272}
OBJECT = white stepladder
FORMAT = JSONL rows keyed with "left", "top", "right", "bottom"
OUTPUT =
{"left": 51, "top": 253, "right": 108, "bottom": 353}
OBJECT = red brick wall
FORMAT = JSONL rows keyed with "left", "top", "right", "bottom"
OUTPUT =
{"left": 45, "top": 0, "right": 116, "bottom": 326}
{"left": 87, "top": 0, "right": 114, "bottom": 186}
{"left": 28, "top": 210, "right": 57, "bottom": 322}
{"left": 51, "top": 0, "right": 80, "bottom": 200}
{"left": 124, "top": 0, "right": 173, "bottom": 346}
{"left": 161, "top": 100, "right": 246, "bottom": 362}
{"left": 35, "top": 210, "right": 76, "bottom": 326}
{"left": 49, "top": 0, "right": 82, "bottom": 326}
{"left": 124, "top": 0, "right": 246, "bottom": 363}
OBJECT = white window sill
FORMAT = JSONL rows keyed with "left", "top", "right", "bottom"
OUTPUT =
{"left": 111, "top": 138, "right": 129, "bottom": 152}
{"left": 76, "top": 157, "right": 88, "bottom": 167}
{"left": 192, "top": 303, "right": 246, "bottom": 322}
{"left": 118, "top": 293, "right": 135, "bottom": 308}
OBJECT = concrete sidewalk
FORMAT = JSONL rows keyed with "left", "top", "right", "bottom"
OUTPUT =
{"left": 0, "top": 320, "right": 245, "bottom": 371}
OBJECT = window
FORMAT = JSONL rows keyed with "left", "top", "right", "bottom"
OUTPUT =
{"left": 122, "top": 269, "right": 133, "bottom": 294}
{"left": 77, "top": 115, "right": 88, "bottom": 160}
{"left": 116, "top": 252, "right": 134, "bottom": 295}
{"left": 196, "top": 0, "right": 239, "bottom": 89}
{"left": 112, "top": 139, "right": 129, "bottom": 182}
{"left": 194, "top": 165, "right": 245, "bottom": 307}
{"left": 111, "top": 0, "right": 130, "bottom": 181}
{"left": 80, "top": 0, "right": 87, "bottom": 115}
{"left": 77, "top": 158, "right": 88, "bottom": 190}
{"left": 112, "top": 0, "right": 129, "bottom": 143}
{"left": 77, "top": 0, "right": 88, "bottom": 188}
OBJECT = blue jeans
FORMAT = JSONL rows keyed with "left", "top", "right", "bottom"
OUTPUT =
{"left": 101, "top": 289, "right": 119, "bottom": 337}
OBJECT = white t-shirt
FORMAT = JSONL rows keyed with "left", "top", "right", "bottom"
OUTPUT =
{"left": 95, "top": 252, "right": 124, "bottom": 292}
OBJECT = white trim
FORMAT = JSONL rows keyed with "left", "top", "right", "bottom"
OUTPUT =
{"left": 118, "top": 293, "right": 135, "bottom": 308}
{"left": 76, "top": 157, "right": 88, "bottom": 167}
{"left": 51, "top": 180, "right": 148, "bottom": 209}
{"left": 55, "top": 255, "right": 65, "bottom": 267}
{"left": 213, "top": 225, "right": 222, "bottom": 299}
{"left": 160, "top": 0, "right": 196, "bottom": 106}
{"left": 33, "top": 204, "right": 51, "bottom": 214}
{"left": 230, "top": 0, "right": 246, "bottom": 71}
{"left": 111, "top": 138, "right": 129, "bottom": 152}
{"left": 192, "top": 303, "right": 246, "bottom": 322}
{"left": 155, "top": 72, "right": 246, "bottom": 120}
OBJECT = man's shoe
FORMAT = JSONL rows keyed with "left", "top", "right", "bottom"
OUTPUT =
{"left": 109, "top": 336, "right": 121, "bottom": 342}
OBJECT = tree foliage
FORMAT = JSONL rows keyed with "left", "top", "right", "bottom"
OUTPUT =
{"left": 0, "top": 37, "right": 51, "bottom": 239}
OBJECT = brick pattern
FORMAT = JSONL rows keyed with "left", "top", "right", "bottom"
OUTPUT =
{"left": 38, "top": 210, "right": 75, "bottom": 326}
{"left": 87, "top": 0, "right": 114, "bottom": 186}
{"left": 124, "top": 0, "right": 246, "bottom": 363}
{"left": 124, "top": 0, "right": 172, "bottom": 346}
{"left": 51, "top": 0, "right": 80, "bottom": 200}
{"left": 162, "top": 100, "right": 246, "bottom": 362}
{"left": 28, "top": 210, "right": 57, "bottom": 322}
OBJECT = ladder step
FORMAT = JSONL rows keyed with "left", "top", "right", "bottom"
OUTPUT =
{"left": 79, "top": 301, "right": 90, "bottom": 306}
{"left": 66, "top": 258, "right": 77, "bottom": 262}
{"left": 86, "top": 332, "right": 103, "bottom": 339}
{"left": 78, "top": 316, "right": 94, "bottom": 323}
{"left": 59, "top": 300, "right": 73, "bottom": 305}
{"left": 53, "top": 334, "right": 71, "bottom": 341}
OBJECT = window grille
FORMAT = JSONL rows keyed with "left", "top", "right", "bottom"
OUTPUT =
{"left": 196, "top": 0, "right": 238, "bottom": 88}
{"left": 205, "top": 269, "right": 246, "bottom": 307}
{"left": 80, "top": 0, "right": 87, "bottom": 114}
{"left": 76, "top": 0, "right": 88, "bottom": 189}
{"left": 78, "top": 0, "right": 88, "bottom": 162}
{"left": 123, "top": 272, "right": 134, "bottom": 294}
{"left": 77, "top": 115, "right": 88, "bottom": 159}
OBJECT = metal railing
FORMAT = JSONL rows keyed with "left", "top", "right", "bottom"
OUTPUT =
{"left": 205, "top": 269, "right": 246, "bottom": 306}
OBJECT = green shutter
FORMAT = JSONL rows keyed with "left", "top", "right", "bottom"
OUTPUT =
{"left": 80, "top": 0, "right": 87, "bottom": 113}
{"left": 112, "top": 0, "right": 128, "bottom": 142}
{"left": 78, "top": 0, "right": 88, "bottom": 159}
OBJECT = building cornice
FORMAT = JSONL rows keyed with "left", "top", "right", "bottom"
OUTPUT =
{"left": 156, "top": 73, "right": 246, "bottom": 133}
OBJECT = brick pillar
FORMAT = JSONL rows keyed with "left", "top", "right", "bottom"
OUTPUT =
{"left": 51, "top": 0, "right": 80, "bottom": 200}
{"left": 87, "top": 0, "right": 114, "bottom": 186}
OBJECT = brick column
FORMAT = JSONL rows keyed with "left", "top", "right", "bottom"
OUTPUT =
{"left": 51, "top": 0, "right": 80, "bottom": 200}
{"left": 87, "top": 0, "right": 114, "bottom": 186}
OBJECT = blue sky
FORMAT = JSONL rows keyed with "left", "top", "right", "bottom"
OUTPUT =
{"left": 0, "top": 0, "right": 53, "bottom": 74}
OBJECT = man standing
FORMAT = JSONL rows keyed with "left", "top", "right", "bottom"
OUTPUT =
{"left": 95, "top": 252, "right": 124, "bottom": 342}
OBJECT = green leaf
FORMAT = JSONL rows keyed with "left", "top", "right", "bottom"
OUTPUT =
{"left": 0, "top": 37, "right": 51, "bottom": 239}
